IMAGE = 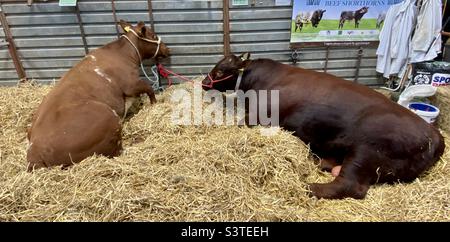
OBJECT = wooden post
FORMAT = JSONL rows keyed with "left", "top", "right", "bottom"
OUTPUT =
{"left": 0, "top": 3, "right": 26, "bottom": 80}
{"left": 27, "top": 0, "right": 33, "bottom": 6}
{"left": 324, "top": 46, "right": 330, "bottom": 73}
{"left": 75, "top": 4, "right": 89, "bottom": 55}
{"left": 354, "top": 46, "right": 364, "bottom": 83}
{"left": 111, "top": 0, "right": 120, "bottom": 37}
{"left": 147, "top": 0, "right": 155, "bottom": 30}
{"left": 222, "top": 0, "right": 231, "bottom": 56}
{"left": 146, "top": 0, "right": 161, "bottom": 88}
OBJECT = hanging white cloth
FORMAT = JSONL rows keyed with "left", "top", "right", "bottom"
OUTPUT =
{"left": 409, "top": 0, "right": 442, "bottom": 63}
{"left": 376, "top": 0, "right": 417, "bottom": 78}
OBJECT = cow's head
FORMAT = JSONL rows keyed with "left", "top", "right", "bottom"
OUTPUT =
{"left": 119, "top": 20, "right": 170, "bottom": 60}
{"left": 359, "top": 7, "right": 369, "bottom": 14}
{"left": 202, "top": 52, "right": 251, "bottom": 91}
{"left": 317, "top": 9, "right": 326, "bottom": 20}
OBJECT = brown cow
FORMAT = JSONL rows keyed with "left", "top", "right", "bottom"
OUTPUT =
{"left": 26, "top": 20, "right": 170, "bottom": 171}
{"left": 202, "top": 53, "right": 445, "bottom": 199}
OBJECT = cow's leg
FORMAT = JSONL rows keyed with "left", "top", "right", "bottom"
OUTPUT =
{"left": 308, "top": 174, "right": 369, "bottom": 199}
{"left": 308, "top": 148, "right": 374, "bottom": 199}
{"left": 146, "top": 84, "right": 157, "bottom": 104}
{"left": 123, "top": 79, "right": 157, "bottom": 104}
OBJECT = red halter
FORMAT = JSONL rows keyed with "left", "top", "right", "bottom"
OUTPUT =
{"left": 203, "top": 73, "right": 234, "bottom": 88}
{"left": 157, "top": 64, "right": 234, "bottom": 88}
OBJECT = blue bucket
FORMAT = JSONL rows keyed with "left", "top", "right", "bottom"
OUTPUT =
{"left": 408, "top": 102, "right": 440, "bottom": 124}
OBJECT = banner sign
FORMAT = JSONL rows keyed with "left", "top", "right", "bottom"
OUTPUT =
{"left": 59, "top": 0, "right": 77, "bottom": 7}
{"left": 290, "top": 0, "right": 404, "bottom": 47}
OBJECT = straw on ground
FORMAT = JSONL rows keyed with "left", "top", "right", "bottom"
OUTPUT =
{"left": 0, "top": 82, "right": 448, "bottom": 221}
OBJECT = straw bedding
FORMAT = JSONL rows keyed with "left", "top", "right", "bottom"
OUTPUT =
{"left": 435, "top": 86, "right": 450, "bottom": 134}
{"left": 0, "top": 82, "right": 448, "bottom": 221}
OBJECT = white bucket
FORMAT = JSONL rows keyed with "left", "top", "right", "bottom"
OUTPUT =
{"left": 408, "top": 102, "right": 440, "bottom": 124}
{"left": 397, "top": 84, "right": 437, "bottom": 107}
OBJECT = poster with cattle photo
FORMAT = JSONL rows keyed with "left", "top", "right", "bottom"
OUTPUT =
{"left": 291, "top": 0, "right": 403, "bottom": 46}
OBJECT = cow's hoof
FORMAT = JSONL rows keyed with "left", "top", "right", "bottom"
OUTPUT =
{"left": 307, "top": 181, "right": 368, "bottom": 200}
{"left": 307, "top": 183, "right": 333, "bottom": 199}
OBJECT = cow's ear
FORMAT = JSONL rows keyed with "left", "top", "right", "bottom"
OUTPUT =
{"left": 322, "top": 9, "right": 326, "bottom": 12}
{"left": 135, "top": 21, "right": 146, "bottom": 37}
{"left": 238, "top": 52, "right": 251, "bottom": 61}
{"left": 119, "top": 19, "right": 132, "bottom": 33}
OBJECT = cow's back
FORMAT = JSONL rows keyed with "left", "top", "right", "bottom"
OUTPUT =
{"left": 341, "top": 11, "right": 354, "bottom": 19}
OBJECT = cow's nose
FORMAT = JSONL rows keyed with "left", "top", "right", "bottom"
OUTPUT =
{"left": 201, "top": 77, "right": 212, "bottom": 90}
{"left": 161, "top": 47, "right": 170, "bottom": 58}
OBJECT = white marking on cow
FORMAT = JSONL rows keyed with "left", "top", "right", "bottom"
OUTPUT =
{"left": 86, "top": 55, "right": 97, "bottom": 61}
{"left": 94, "top": 68, "right": 112, "bottom": 83}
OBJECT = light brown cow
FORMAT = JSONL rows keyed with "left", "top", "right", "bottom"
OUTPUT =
{"left": 26, "top": 20, "right": 170, "bottom": 171}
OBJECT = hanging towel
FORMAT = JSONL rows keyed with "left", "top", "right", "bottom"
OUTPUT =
{"left": 376, "top": 0, "right": 417, "bottom": 78}
{"left": 409, "top": 0, "right": 443, "bottom": 63}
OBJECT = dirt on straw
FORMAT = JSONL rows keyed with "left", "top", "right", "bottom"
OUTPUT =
{"left": 0, "top": 82, "right": 448, "bottom": 221}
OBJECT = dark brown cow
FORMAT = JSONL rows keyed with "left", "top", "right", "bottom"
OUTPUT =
{"left": 26, "top": 20, "right": 170, "bottom": 171}
{"left": 339, "top": 7, "right": 369, "bottom": 29}
{"left": 202, "top": 53, "right": 445, "bottom": 199}
{"left": 295, "top": 10, "right": 326, "bottom": 32}
{"left": 311, "top": 9, "right": 326, "bottom": 28}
